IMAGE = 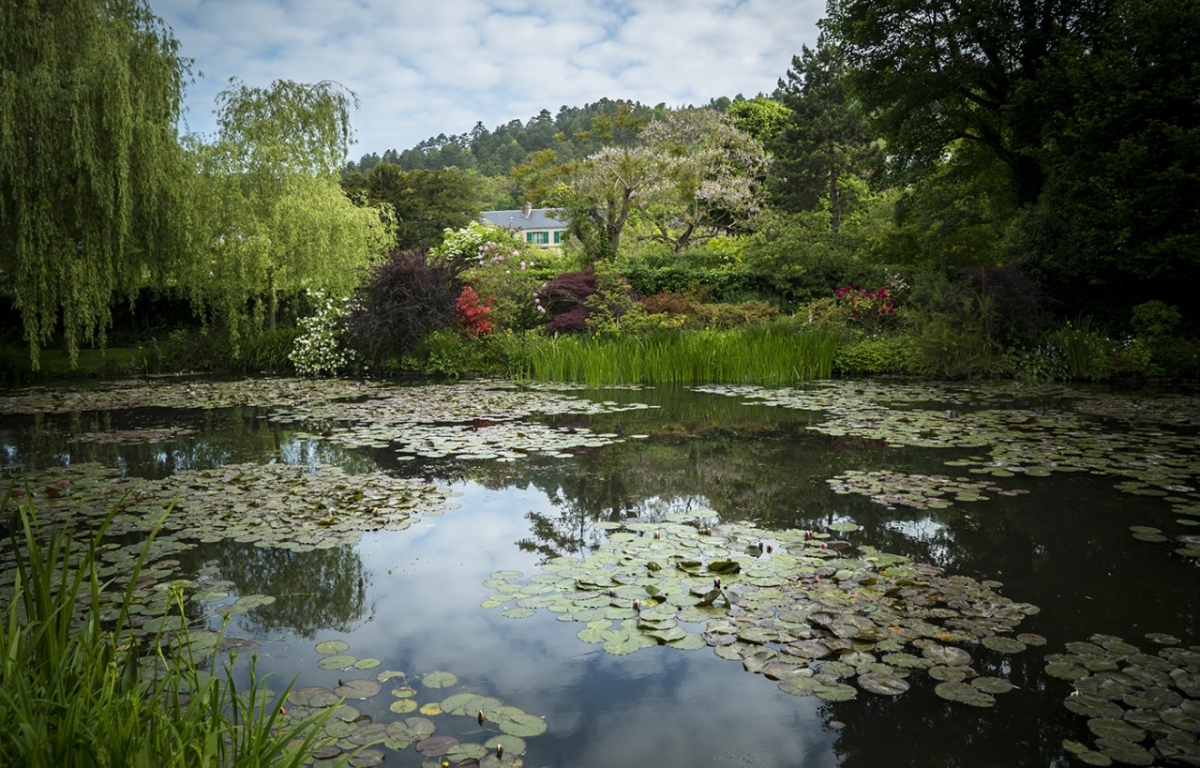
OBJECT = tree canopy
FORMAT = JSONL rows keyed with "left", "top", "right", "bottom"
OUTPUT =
{"left": 0, "top": 0, "right": 192, "bottom": 364}
{"left": 341, "top": 164, "right": 479, "bottom": 250}
{"left": 187, "top": 79, "right": 391, "bottom": 338}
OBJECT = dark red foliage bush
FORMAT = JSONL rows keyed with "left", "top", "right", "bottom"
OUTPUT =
{"left": 954, "top": 264, "right": 1053, "bottom": 342}
{"left": 345, "top": 248, "right": 463, "bottom": 360}
{"left": 538, "top": 269, "right": 599, "bottom": 334}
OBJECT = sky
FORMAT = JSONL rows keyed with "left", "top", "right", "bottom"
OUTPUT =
{"left": 153, "top": 0, "right": 826, "bottom": 161}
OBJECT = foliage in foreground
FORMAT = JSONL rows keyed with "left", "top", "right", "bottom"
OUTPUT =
{"left": 0, "top": 489, "right": 331, "bottom": 768}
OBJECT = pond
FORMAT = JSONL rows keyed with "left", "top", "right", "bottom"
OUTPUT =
{"left": 2, "top": 377, "right": 1199, "bottom": 768}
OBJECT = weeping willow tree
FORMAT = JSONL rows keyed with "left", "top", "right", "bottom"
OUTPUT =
{"left": 185, "top": 79, "right": 392, "bottom": 342}
{"left": 0, "top": 0, "right": 193, "bottom": 366}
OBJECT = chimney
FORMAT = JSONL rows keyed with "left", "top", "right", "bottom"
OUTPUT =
{"left": 521, "top": 202, "right": 532, "bottom": 218}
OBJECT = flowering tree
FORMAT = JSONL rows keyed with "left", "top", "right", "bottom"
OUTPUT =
{"left": 640, "top": 108, "right": 770, "bottom": 251}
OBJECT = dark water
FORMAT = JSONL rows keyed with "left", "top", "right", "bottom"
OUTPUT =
{"left": 1, "top": 382, "right": 1197, "bottom": 768}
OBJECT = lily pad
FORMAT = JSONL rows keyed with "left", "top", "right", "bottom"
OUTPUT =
{"left": 315, "top": 640, "right": 350, "bottom": 655}
{"left": 317, "top": 655, "right": 358, "bottom": 671}
{"left": 421, "top": 671, "right": 458, "bottom": 689}
{"left": 934, "top": 681, "right": 996, "bottom": 708}
{"left": 857, "top": 673, "right": 909, "bottom": 696}
{"left": 334, "top": 679, "right": 382, "bottom": 699}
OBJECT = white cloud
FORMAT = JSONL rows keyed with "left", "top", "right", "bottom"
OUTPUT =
{"left": 153, "top": 0, "right": 823, "bottom": 157}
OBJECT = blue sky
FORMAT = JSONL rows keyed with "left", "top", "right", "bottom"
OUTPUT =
{"left": 153, "top": 0, "right": 825, "bottom": 160}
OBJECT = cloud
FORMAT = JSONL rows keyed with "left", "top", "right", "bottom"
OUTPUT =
{"left": 153, "top": 0, "right": 823, "bottom": 157}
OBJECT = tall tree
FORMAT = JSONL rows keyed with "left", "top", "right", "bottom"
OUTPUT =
{"left": 727, "top": 97, "right": 790, "bottom": 146}
{"left": 187, "top": 79, "right": 391, "bottom": 338}
{"left": 341, "top": 163, "right": 479, "bottom": 250}
{"left": 825, "top": 0, "right": 1105, "bottom": 207}
{"left": 772, "top": 31, "right": 876, "bottom": 246}
{"left": 1007, "top": 0, "right": 1200, "bottom": 310}
{"left": 0, "top": 0, "right": 192, "bottom": 365}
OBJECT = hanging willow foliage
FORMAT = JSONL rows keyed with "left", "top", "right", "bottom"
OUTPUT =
{"left": 183, "top": 79, "right": 393, "bottom": 349}
{"left": 0, "top": 0, "right": 193, "bottom": 366}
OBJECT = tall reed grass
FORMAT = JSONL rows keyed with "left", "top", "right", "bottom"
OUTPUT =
{"left": 518, "top": 325, "right": 841, "bottom": 386}
{"left": 0, "top": 487, "right": 334, "bottom": 768}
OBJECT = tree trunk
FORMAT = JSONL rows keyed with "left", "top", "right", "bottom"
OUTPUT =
{"left": 829, "top": 139, "right": 842, "bottom": 247}
{"left": 267, "top": 271, "right": 277, "bottom": 331}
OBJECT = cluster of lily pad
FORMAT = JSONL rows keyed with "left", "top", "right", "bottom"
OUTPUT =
{"left": 827, "top": 471, "right": 1029, "bottom": 510}
{"left": 1128, "top": 527, "right": 1200, "bottom": 558}
{"left": 66, "top": 427, "right": 197, "bottom": 445}
{"left": 267, "top": 381, "right": 657, "bottom": 462}
{"left": 280, "top": 639, "right": 543, "bottom": 767}
{"left": 481, "top": 510, "right": 1042, "bottom": 706}
{"left": 695, "top": 382, "right": 1200, "bottom": 551}
{"left": 1, "top": 460, "right": 452, "bottom": 642}
{"left": 0, "top": 377, "right": 376, "bottom": 415}
{"left": 3, "top": 461, "right": 455, "bottom": 553}
{"left": 1045, "top": 633, "right": 1200, "bottom": 766}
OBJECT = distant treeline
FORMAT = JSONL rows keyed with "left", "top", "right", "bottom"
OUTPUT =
{"left": 342, "top": 95, "right": 768, "bottom": 179}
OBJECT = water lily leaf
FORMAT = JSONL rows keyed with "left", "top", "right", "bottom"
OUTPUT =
{"left": 497, "top": 713, "right": 548, "bottom": 738}
{"left": 922, "top": 645, "right": 971, "bottom": 666}
{"left": 1096, "top": 741, "right": 1153, "bottom": 766}
{"left": 348, "top": 748, "right": 386, "bottom": 767}
{"left": 386, "top": 717, "right": 436, "bottom": 743}
{"left": 329, "top": 704, "right": 360, "bottom": 722}
{"left": 347, "top": 723, "right": 389, "bottom": 747}
{"left": 1064, "top": 695, "right": 1124, "bottom": 719}
{"left": 857, "top": 673, "right": 909, "bottom": 696}
{"left": 779, "top": 676, "right": 821, "bottom": 697}
{"left": 1087, "top": 718, "right": 1146, "bottom": 741}
{"left": 376, "top": 670, "right": 405, "bottom": 682}
{"left": 416, "top": 735, "right": 461, "bottom": 756}
{"left": 389, "top": 699, "right": 418, "bottom": 714}
{"left": 484, "top": 735, "right": 526, "bottom": 755}
{"left": 318, "top": 655, "right": 357, "bottom": 671}
{"left": 934, "top": 681, "right": 995, "bottom": 707}
{"left": 982, "top": 636, "right": 1027, "bottom": 654}
{"left": 666, "top": 632, "right": 707, "bottom": 651}
{"left": 323, "top": 720, "right": 356, "bottom": 738}
{"left": 928, "top": 665, "right": 973, "bottom": 683}
{"left": 310, "top": 692, "right": 341, "bottom": 708}
{"left": 421, "top": 671, "right": 458, "bottom": 689}
{"left": 815, "top": 683, "right": 858, "bottom": 701}
{"left": 334, "top": 679, "right": 381, "bottom": 699}
{"left": 353, "top": 658, "right": 381, "bottom": 669}
{"left": 419, "top": 702, "right": 443, "bottom": 716}
{"left": 315, "top": 640, "right": 350, "bottom": 655}
{"left": 971, "top": 677, "right": 1014, "bottom": 694}
{"left": 503, "top": 607, "right": 536, "bottom": 619}
{"left": 445, "top": 743, "right": 489, "bottom": 762}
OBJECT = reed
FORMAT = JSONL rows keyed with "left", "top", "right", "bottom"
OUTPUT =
{"left": 518, "top": 325, "right": 840, "bottom": 386}
{"left": 0, "top": 486, "right": 334, "bottom": 768}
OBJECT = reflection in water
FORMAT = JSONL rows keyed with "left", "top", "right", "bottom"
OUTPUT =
{"left": 1, "top": 406, "right": 378, "bottom": 478}
{"left": 185, "top": 540, "right": 373, "bottom": 638}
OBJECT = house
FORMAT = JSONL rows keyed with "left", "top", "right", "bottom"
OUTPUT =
{"left": 480, "top": 203, "right": 568, "bottom": 246}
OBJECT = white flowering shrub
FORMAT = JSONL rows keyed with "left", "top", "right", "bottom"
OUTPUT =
{"left": 289, "top": 291, "right": 359, "bottom": 376}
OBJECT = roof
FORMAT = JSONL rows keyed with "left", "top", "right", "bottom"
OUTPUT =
{"left": 480, "top": 208, "right": 567, "bottom": 230}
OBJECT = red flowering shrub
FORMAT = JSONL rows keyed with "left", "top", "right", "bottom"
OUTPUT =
{"left": 455, "top": 286, "right": 493, "bottom": 337}
{"left": 834, "top": 285, "right": 897, "bottom": 336}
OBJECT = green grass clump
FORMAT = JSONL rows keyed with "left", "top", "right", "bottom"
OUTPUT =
{"left": 518, "top": 325, "right": 841, "bottom": 386}
{"left": 0, "top": 488, "right": 333, "bottom": 768}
